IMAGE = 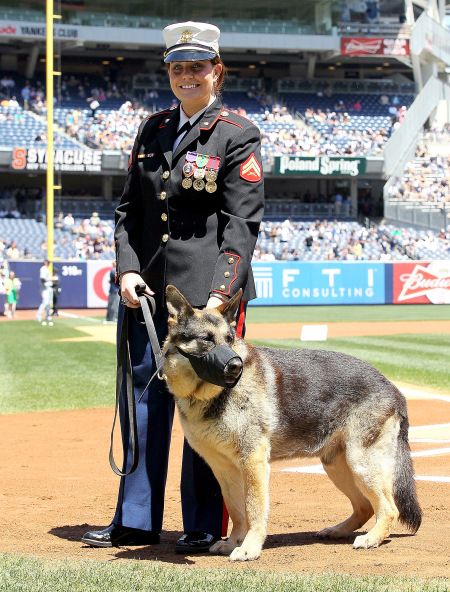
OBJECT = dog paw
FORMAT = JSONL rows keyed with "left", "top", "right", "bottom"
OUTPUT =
{"left": 209, "top": 539, "right": 236, "bottom": 555}
{"left": 316, "top": 526, "right": 352, "bottom": 540}
{"left": 353, "top": 534, "right": 380, "bottom": 549}
{"left": 229, "top": 545, "right": 261, "bottom": 562}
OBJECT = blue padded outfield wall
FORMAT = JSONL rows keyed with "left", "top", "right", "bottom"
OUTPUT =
{"left": 9, "top": 260, "right": 450, "bottom": 308}
{"left": 251, "top": 262, "right": 386, "bottom": 305}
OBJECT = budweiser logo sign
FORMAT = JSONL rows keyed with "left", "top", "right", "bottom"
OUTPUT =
{"left": 397, "top": 263, "right": 450, "bottom": 304}
{"left": 0, "top": 25, "right": 17, "bottom": 35}
{"left": 343, "top": 38, "right": 383, "bottom": 55}
{"left": 341, "top": 37, "right": 410, "bottom": 57}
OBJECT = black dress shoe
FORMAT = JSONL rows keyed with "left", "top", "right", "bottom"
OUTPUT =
{"left": 175, "top": 531, "right": 218, "bottom": 554}
{"left": 81, "top": 524, "right": 160, "bottom": 548}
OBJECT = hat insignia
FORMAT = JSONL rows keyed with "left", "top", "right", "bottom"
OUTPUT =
{"left": 180, "top": 30, "right": 193, "bottom": 43}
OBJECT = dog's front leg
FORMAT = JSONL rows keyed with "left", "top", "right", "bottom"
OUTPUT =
{"left": 209, "top": 462, "right": 248, "bottom": 556}
{"left": 229, "top": 439, "right": 270, "bottom": 562}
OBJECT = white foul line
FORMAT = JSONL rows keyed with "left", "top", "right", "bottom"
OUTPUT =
{"left": 411, "top": 447, "right": 450, "bottom": 458}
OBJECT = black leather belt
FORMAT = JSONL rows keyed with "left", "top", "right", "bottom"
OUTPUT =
{"left": 109, "top": 285, "right": 165, "bottom": 477}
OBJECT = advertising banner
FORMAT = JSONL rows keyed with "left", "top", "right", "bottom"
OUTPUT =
{"left": 11, "top": 147, "right": 102, "bottom": 173}
{"left": 341, "top": 37, "right": 410, "bottom": 57}
{"left": 273, "top": 156, "right": 366, "bottom": 177}
{"left": 9, "top": 261, "right": 86, "bottom": 309}
{"left": 392, "top": 261, "right": 450, "bottom": 304}
{"left": 86, "top": 260, "right": 114, "bottom": 308}
{"left": 251, "top": 261, "right": 386, "bottom": 306}
{"left": 0, "top": 21, "right": 79, "bottom": 40}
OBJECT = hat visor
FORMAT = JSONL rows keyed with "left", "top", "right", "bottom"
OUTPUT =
{"left": 164, "top": 48, "right": 217, "bottom": 63}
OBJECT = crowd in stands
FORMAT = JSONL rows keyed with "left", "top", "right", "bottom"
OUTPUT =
{"left": 386, "top": 126, "right": 450, "bottom": 205}
{"left": 254, "top": 219, "right": 450, "bottom": 261}
{"left": 0, "top": 71, "right": 414, "bottom": 161}
{"left": 1, "top": 213, "right": 449, "bottom": 264}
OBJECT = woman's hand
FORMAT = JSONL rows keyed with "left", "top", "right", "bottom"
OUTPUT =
{"left": 120, "top": 272, "right": 154, "bottom": 308}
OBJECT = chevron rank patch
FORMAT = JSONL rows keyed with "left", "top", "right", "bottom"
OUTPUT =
{"left": 240, "top": 153, "right": 262, "bottom": 182}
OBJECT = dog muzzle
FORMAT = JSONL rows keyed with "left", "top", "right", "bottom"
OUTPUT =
{"left": 177, "top": 344, "right": 243, "bottom": 388}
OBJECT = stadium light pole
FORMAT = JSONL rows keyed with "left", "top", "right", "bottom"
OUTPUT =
{"left": 46, "top": 0, "right": 55, "bottom": 273}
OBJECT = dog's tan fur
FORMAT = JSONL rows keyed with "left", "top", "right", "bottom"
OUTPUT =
{"left": 163, "top": 286, "right": 422, "bottom": 561}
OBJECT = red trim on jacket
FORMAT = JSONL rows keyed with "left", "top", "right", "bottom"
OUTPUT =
{"left": 212, "top": 252, "right": 241, "bottom": 297}
{"left": 235, "top": 300, "right": 246, "bottom": 338}
{"left": 199, "top": 114, "right": 243, "bottom": 131}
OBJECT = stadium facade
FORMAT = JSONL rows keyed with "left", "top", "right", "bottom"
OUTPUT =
{"left": 0, "top": 0, "right": 449, "bottom": 227}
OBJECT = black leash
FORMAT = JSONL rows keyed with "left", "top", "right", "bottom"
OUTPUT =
{"left": 109, "top": 285, "right": 165, "bottom": 477}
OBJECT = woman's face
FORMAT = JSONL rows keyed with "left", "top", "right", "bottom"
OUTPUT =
{"left": 168, "top": 60, "right": 222, "bottom": 115}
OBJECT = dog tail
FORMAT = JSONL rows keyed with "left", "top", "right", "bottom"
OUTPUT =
{"left": 393, "top": 414, "right": 422, "bottom": 533}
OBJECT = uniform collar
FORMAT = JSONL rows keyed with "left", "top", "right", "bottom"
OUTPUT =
{"left": 178, "top": 95, "right": 217, "bottom": 131}
{"left": 172, "top": 97, "right": 222, "bottom": 159}
{"left": 156, "top": 97, "right": 223, "bottom": 165}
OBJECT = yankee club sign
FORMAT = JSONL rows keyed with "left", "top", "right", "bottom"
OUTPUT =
{"left": 274, "top": 155, "right": 366, "bottom": 177}
{"left": 11, "top": 147, "right": 102, "bottom": 172}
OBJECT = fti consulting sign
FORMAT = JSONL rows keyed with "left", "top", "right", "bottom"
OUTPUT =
{"left": 273, "top": 156, "right": 366, "bottom": 177}
{"left": 251, "top": 262, "right": 385, "bottom": 306}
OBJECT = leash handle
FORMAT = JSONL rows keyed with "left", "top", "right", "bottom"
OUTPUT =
{"left": 109, "top": 284, "right": 165, "bottom": 477}
{"left": 109, "top": 307, "right": 139, "bottom": 476}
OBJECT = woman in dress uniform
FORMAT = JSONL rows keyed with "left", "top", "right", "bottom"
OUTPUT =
{"left": 82, "top": 21, "right": 264, "bottom": 553}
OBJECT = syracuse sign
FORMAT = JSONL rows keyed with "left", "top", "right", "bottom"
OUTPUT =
{"left": 11, "top": 147, "right": 102, "bottom": 172}
{"left": 273, "top": 155, "right": 366, "bottom": 177}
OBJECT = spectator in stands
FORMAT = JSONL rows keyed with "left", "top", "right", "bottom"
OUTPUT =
{"left": 82, "top": 20, "right": 264, "bottom": 555}
{"left": 0, "top": 75, "right": 15, "bottom": 98}
{"left": 6, "top": 241, "right": 19, "bottom": 259}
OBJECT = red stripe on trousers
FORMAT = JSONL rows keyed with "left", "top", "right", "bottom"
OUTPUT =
{"left": 221, "top": 300, "right": 246, "bottom": 536}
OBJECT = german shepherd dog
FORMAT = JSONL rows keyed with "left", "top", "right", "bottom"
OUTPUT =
{"left": 163, "top": 285, "right": 422, "bottom": 561}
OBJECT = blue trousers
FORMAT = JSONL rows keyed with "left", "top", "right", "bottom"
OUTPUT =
{"left": 113, "top": 304, "right": 224, "bottom": 536}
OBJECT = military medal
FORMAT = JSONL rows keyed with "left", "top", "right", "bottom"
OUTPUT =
{"left": 205, "top": 181, "right": 217, "bottom": 193}
{"left": 193, "top": 167, "right": 205, "bottom": 179}
{"left": 193, "top": 179, "right": 205, "bottom": 191}
{"left": 204, "top": 156, "right": 220, "bottom": 186}
{"left": 181, "top": 152, "right": 197, "bottom": 189}
{"left": 196, "top": 153, "right": 208, "bottom": 168}
{"left": 205, "top": 169, "right": 217, "bottom": 182}
{"left": 183, "top": 162, "right": 194, "bottom": 176}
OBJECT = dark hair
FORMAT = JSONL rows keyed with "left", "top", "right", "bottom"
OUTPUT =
{"left": 211, "top": 56, "right": 226, "bottom": 96}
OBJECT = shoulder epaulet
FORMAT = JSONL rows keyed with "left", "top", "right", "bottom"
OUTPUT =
{"left": 199, "top": 109, "right": 258, "bottom": 132}
{"left": 142, "top": 108, "right": 173, "bottom": 124}
{"left": 225, "top": 110, "right": 256, "bottom": 126}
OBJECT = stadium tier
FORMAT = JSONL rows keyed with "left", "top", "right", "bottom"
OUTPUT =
{"left": 0, "top": 105, "right": 80, "bottom": 149}
{"left": 1, "top": 216, "right": 448, "bottom": 262}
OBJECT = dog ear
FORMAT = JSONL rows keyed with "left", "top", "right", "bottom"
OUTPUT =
{"left": 218, "top": 289, "right": 243, "bottom": 324}
{"left": 166, "top": 285, "right": 194, "bottom": 319}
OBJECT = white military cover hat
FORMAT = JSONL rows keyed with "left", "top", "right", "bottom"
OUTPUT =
{"left": 163, "top": 21, "right": 220, "bottom": 63}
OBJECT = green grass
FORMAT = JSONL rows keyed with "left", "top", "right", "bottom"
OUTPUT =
{"left": 0, "top": 320, "right": 115, "bottom": 414}
{"left": 0, "top": 554, "right": 448, "bottom": 592}
{"left": 1, "top": 304, "right": 449, "bottom": 415}
{"left": 246, "top": 304, "right": 450, "bottom": 323}
{"left": 251, "top": 333, "right": 450, "bottom": 393}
